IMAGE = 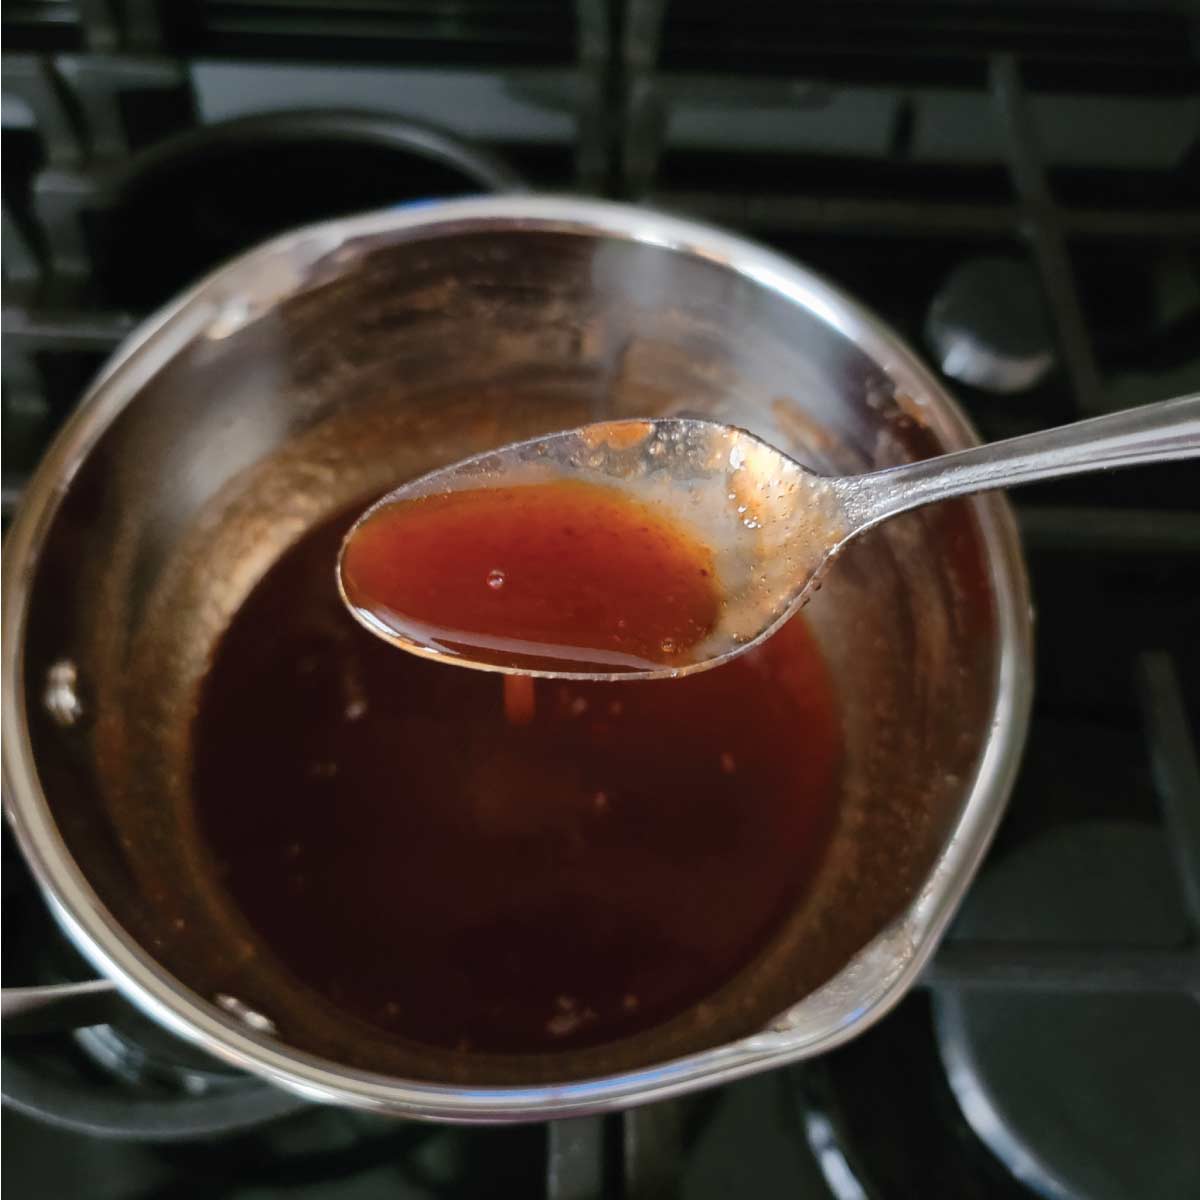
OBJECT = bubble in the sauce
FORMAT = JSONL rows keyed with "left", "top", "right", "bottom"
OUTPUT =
{"left": 215, "top": 993, "right": 277, "bottom": 1035}
{"left": 486, "top": 568, "right": 506, "bottom": 590}
{"left": 546, "top": 995, "right": 595, "bottom": 1039}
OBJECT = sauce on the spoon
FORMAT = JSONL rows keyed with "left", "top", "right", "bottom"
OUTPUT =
{"left": 340, "top": 479, "right": 721, "bottom": 673}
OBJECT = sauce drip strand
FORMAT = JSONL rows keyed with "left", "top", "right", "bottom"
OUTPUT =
{"left": 192, "top": 512, "right": 843, "bottom": 1055}
{"left": 340, "top": 479, "right": 722, "bottom": 673}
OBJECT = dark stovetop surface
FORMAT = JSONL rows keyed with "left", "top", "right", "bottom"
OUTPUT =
{"left": 3, "top": 3, "right": 1198, "bottom": 1196}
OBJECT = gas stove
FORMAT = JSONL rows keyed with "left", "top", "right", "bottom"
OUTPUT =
{"left": 3, "top": 3, "right": 1198, "bottom": 1197}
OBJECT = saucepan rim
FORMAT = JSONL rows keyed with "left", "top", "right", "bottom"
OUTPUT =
{"left": 1, "top": 195, "right": 1033, "bottom": 1121}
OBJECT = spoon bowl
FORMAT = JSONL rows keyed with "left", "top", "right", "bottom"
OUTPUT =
{"left": 338, "top": 419, "right": 850, "bottom": 679}
{"left": 339, "top": 396, "right": 1199, "bottom": 679}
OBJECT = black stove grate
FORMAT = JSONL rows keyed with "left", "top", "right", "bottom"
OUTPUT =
{"left": 648, "top": 0, "right": 1199, "bottom": 91}
{"left": 925, "top": 652, "right": 1200, "bottom": 996}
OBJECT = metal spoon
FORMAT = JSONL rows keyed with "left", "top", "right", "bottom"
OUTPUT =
{"left": 339, "top": 395, "right": 1200, "bottom": 680}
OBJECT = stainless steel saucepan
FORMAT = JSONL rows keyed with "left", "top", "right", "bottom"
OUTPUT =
{"left": 2, "top": 196, "right": 1033, "bottom": 1121}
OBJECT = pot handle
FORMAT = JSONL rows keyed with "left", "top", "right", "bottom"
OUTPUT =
{"left": 2, "top": 979, "right": 125, "bottom": 1035}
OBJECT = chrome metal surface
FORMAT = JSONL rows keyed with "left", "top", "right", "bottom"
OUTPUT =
{"left": 837, "top": 394, "right": 1200, "bottom": 534}
{"left": 341, "top": 398, "right": 1197, "bottom": 679}
{"left": 2, "top": 195, "right": 1033, "bottom": 1120}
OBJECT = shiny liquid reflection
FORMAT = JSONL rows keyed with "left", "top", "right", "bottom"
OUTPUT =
{"left": 192, "top": 511, "right": 844, "bottom": 1054}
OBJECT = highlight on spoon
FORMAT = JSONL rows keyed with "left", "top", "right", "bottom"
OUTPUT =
{"left": 337, "top": 419, "right": 847, "bottom": 680}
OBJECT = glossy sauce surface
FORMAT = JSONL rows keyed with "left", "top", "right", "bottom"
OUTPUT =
{"left": 340, "top": 480, "right": 721, "bottom": 672}
{"left": 192, "top": 512, "right": 843, "bottom": 1054}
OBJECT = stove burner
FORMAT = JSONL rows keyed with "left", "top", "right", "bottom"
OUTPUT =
{"left": 2, "top": 1031, "right": 306, "bottom": 1141}
{"left": 933, "top": 822, "right": 1200, "bottom": 1200}
{"left": 925, "top": 258, "right": 1056, "bottom": 395}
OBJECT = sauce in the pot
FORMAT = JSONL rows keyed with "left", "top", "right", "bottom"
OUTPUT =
{"left": 340, "top": 480, "right": 721, "bottom": 673}
{"left": 191, "top": 511, "right": 842, "bottom": 1054}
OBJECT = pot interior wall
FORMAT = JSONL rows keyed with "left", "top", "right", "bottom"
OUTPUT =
{"left": 21, "top": 228, "right": 999, "bottom": 1083}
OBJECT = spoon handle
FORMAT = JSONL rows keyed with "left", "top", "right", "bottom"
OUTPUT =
{"left": 836, "top": 393, "right": 1200, "bottom": 532}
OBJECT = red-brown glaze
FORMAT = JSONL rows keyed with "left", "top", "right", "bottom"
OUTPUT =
{"left": 191, "top": 512, "right": 843, "bottom": 1055}
{"left": 340, "top": 480, "right": 721, "bottom": 672}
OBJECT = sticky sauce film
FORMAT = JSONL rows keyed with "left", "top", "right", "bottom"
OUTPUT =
{"left": 340, "top": 480, "right": 722, "bottom": 673}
